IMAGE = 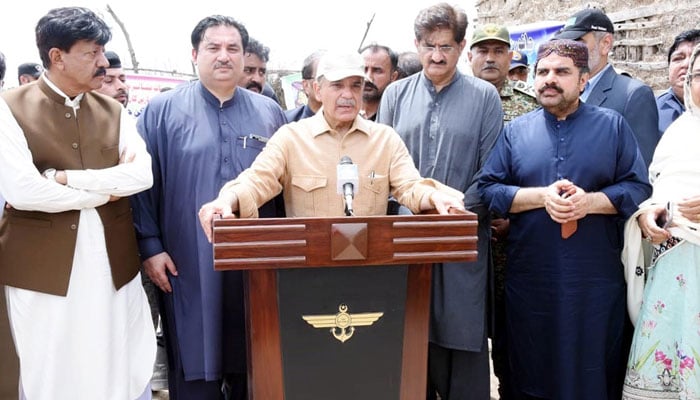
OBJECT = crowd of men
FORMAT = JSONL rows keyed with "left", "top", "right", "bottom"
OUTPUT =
{"left": 0, "top": 2, "right": 698, "bottom": 400}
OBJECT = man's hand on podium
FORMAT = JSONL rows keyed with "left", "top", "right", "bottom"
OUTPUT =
{"left": 423, "top": 190, "right": 466, "bottom": 215}
{"left": 199, "top": 196, "right": 236, "bottom": 243}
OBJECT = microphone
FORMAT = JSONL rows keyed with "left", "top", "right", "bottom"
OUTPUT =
{"left": 337, "top": 156, "right": 359, "bottom": 216}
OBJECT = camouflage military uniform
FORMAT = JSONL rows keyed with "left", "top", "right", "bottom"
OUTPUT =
{"left": 491, "top": 79, "right": 538, "bottom": 400}
{"left": 500, "top": 79, "right": 538, "bottom": 123}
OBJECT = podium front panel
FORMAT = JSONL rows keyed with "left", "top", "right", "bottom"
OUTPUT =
{"left": 216, "top": 212, "right": 478, "bottom": 399}
{"left": 277, "top": 266, "right": 408, "bottom": 400}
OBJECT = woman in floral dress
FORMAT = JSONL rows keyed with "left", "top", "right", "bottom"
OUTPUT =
{"left": 622, "top": 42, "right": 700, "bottom": 399}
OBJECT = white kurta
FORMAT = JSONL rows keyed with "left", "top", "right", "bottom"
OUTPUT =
{"left": 0, "top": 79, "right": 156, "bottom": 400}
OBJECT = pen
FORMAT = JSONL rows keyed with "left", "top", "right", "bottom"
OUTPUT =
{"left": 248, "top": 133, "right": 269, "bottom": 143}
{"left": 239, "top": 134, "right": 269, "bottom": 149}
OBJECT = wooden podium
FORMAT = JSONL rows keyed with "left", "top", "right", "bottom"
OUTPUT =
{"left": 213, "top": 211, "right": 477, "bottom": 400}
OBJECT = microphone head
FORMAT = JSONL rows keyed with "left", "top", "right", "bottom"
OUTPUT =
{"left": 337, "top": 157, "right": 359, "bottom": 195}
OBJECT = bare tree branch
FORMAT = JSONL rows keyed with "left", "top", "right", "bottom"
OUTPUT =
{"left": 106, "top": 4, "right": 139, "bottom": 73}
{"left": 357, "top": 13, "right": 376, "bottom": 52}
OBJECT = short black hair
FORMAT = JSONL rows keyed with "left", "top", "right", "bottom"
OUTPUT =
{"left": 35, "top": 7, "right": 112, "bottom": 69}
{"left": 359, "top": 43, "right": 399, "bottom": 72}
{"left": 104, "top": 50, "right": 122, "bottom": 69}
{"left": 191, "top": 15, "right": 248, "bottom": 52}
{"left": 245, "top": 37, "right": 270, "bottom": 63}
{"left": 668, "top": 29, "right": 700, "bottom": 63}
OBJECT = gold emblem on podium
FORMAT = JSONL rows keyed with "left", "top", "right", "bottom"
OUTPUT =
{"left": 302, "top": 304, "right": 383, "bottom": 343}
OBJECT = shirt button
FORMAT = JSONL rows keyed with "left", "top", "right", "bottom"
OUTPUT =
{"left": 224, "top": 158, "right": 228, "bottom": 162}
{"left": 65, "top": 113, "right": 71, "bottom": 119}
{"left": 72, "top": 143, "right": 79, "bottom": 149}
{"left": 70, "top": 224, "right": 77, "bottom": 230}
{"left": 559, "top": 157, "right": 564, "bottom": 161}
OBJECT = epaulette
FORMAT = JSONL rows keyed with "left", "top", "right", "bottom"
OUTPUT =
{"left": 512, "top": 80, "right": 536, "bottom": 98}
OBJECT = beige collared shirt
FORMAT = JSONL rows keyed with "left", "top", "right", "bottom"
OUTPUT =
{"left": 220, "top": 109, "right": 463, "bottom": 218}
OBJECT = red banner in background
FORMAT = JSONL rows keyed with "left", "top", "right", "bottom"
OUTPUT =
{"left": 125, "top": 74, "right": 191, "bottom": 117}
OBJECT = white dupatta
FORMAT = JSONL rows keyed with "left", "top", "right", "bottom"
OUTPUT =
{"left": 623, "top": 44, "right": 700, "bottom": 325}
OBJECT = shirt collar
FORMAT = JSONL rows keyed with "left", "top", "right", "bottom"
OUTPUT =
{"left": 666, "top": 88, "right": 685, "bottom": 110}
{"left": 581, "top": 63, "right": 612, "bottom": 100}
{"left": 308, "top": 107, "right": 371, "bottom": 138}
{"left": 419, "top": 69, "right": 462, "bottom": 92}
{"left": 43, "top": 74, "right": 85, "bottom": 112}
{"left": 543, "top": 101, "right": 587, "bottom": 122}
{"left": 197, "top": 80, "right": 237, "bottom": 108}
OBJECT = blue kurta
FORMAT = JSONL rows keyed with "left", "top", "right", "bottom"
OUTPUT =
{"left": 656, "top": 88, "right": 684, "bottom": 135}
{"left": 131, "top": 82, "right": 286, "bottom": 380}
{"left": 377, "top": 72, "right": 503, "bottom": 351}
{"left": 478, "top": 103, "right": 651, "bottom": 399}
{"left": 284, "top": 104, "right": 315, "bottom": 123}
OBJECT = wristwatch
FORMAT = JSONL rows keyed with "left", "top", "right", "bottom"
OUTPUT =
{"left": 43, "top": 168, "right": 57, "bottom": 182}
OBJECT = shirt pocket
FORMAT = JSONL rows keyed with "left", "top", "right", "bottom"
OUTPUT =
{"left": 101, "top": 144, "right": 120, "bottom": 165}
{"left": 7, "top": 214, "right": 52, "bottom": 228}
{"left": 235, "top": 135, "right": 268, "bottom": 170}
{"left": 362, "top": 174, "right": 390, "bottom": 215}
{"left": 290, "top": 175, "right": 329, "bottom": 217}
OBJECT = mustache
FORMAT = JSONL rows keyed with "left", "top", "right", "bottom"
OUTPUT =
{"left": 94, "top": 68, "right": 106, "bottom": 77}
{"left": 246, "top": 82, "right": 263, "bottom": 92}
{"left": 364, "top": 81, "right": 378, "bottom": 90}
{"left": 337, "top": 99, "right": 356, "bottom": 107}
{"left": 430, "top": 60, "right": 447, "bottom": 66}
{"left": 538, "top": 83, "right": 563, "bottom": 94}
{"left": 214, "top": 61, "right": 232, "bottom": 69}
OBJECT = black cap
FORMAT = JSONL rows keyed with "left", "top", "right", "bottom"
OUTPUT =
{"left": 105, "top": 51, "right": 122, "bottom": 69}
{"left": 18, "top": 62, "right": 43, "bottom": 78}
{"left": 555, "top": 8, "right": 614, "bottom": 40}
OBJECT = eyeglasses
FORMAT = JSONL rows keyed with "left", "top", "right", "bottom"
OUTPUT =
{"left": 420, "top": 45, "right": 456, "bottom": 55}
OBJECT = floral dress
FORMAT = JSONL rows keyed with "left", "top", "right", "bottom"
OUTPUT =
{"left": 623, "top": 238, "right": 700, "bottom": 399}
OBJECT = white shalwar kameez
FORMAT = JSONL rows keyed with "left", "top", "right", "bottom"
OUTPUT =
{"left": 0, "top": 79, "right": 156, "bottom": 400}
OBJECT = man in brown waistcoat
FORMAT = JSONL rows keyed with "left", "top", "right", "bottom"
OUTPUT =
{"left": 0, "top": 7, "right": 155, "bottom": 399}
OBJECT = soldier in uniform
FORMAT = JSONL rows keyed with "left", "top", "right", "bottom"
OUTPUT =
{"left": 469, "top": 24, "right": 538, "bottom": 122}
{"left": 468, "top": 22, "right": 539, "bottom": 400}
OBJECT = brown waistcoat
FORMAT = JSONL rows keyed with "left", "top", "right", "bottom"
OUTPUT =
{"left": 0, "top": 78, "right": 141, "bottom": 296}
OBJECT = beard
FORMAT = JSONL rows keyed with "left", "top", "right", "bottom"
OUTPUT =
{"left": 363, "top": 83, "right": 381, "bottom": 102}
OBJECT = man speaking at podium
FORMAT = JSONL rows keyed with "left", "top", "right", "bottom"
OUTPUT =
{"left": 198, "top": 51, "right": 464, "bottom": 238}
